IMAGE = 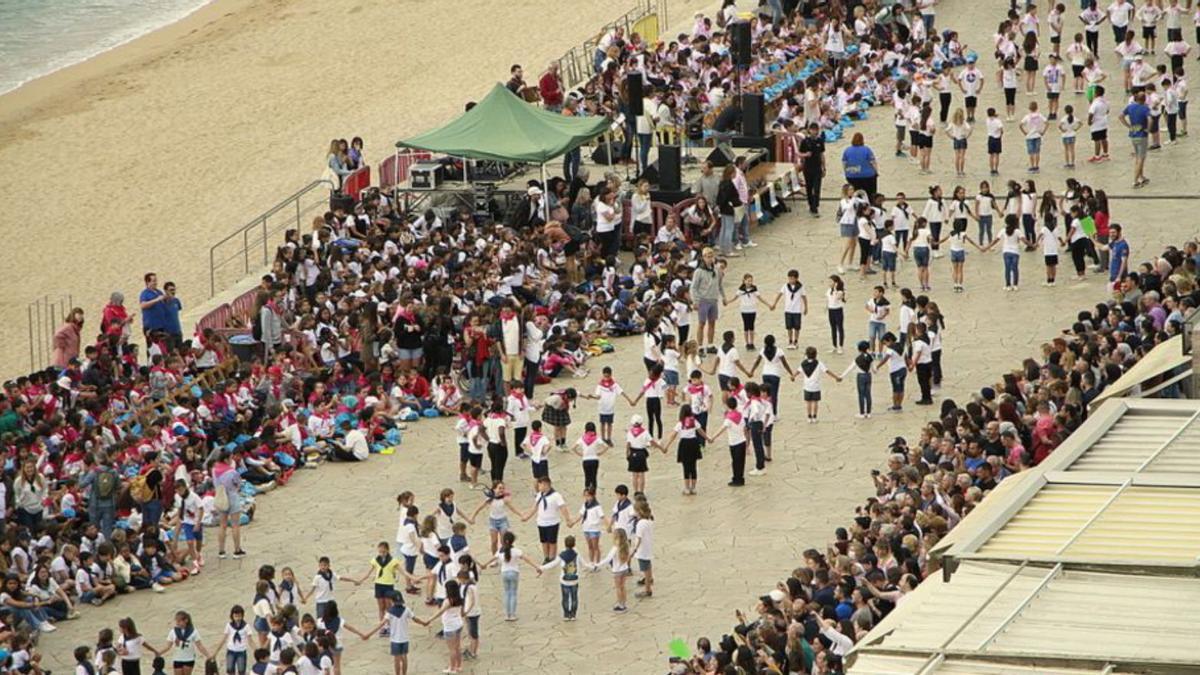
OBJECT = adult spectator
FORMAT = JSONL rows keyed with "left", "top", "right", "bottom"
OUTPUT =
{"left": 732, "top": 156, "right": 756, "bottom": 249}
{"left": 254, "top": 289, "right": 284, "bottom": 355}
{"left": 692, "top": 247, "right": 725, "bottom": 354}
{"left": 512, "top": 185, "right": 546, "bottom": 230}
{"left": 211, "top": 450, "right": 247, "bottom": 559}
{"left": 842, "top": 132, "right": 879, "bottom": 198}
{"left": 523, "top": 313, "right": 548, "bottom": 398}
{"left": 51, "top": 307, "right": 84, "bottom": 368}
{"left": 81, "top": 454, "right": 120, "bottom": 540}
{"left": 100, "top": 291, "right": 132, "bottom": 342}
{"left": 13, "top": 459, "right": 47, "bottom": 533}
{"left": 1119, "top": 92, "right": 1151, "bottom": 188}
{"left": 691, "top": 161, "right": 720, "bottom": 205}
{"left": 161, "top": 281, "right": 183, "bottom": 348}
{"left": 799, "top": 121, "right": 827, "bottom": 216}
{"left": 539, "top": 62, "right": 564, "bottom": 112}
{"left": 325, "top": 139, "right": 352, "bottom": 186}
{"left": 506, "top": 64, "right": 526, "bottom": 95}
{"left": 716, "top": 165, "right": 741, "bottom": 257}
{"left": 391, "top": 297, "right": 425, "bottom": 372}
{"left": 137, "top": 452, "right": 166, "bottom": 529}
{"left": 593, "top": 188, "right": 621, "bottom": 258}
{"left": 138, "top": 272, "right": 169, "bottom": 339}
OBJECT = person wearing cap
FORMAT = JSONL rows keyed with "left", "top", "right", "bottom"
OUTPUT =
{"left": 511, "top": 185, "right": 545, "bottom": 231}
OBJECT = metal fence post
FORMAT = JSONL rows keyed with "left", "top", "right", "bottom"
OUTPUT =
{"left": 27, "top": 305, "right": 34, "bottom": 372}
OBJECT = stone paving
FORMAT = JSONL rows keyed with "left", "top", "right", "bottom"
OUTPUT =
{"left": 40, "top": 0, "right": 1200, "bottom": 672}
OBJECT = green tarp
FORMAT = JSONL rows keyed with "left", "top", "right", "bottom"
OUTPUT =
{"left": 395, "top": 83, "right": 609, "bottom": 163}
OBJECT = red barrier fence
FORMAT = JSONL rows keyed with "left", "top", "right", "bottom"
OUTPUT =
{"left": 379, "top": 150, "right": 433, "bottom": 190}
{"left": 341, "top": 166, "right": 371, "bottom": 201}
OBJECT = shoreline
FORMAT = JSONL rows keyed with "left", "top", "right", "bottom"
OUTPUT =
{"left": 0, "top": 0, "right": 215, "bottom": 99}
{"left": 0, "top": 0, "right": 258, "bottom": 149}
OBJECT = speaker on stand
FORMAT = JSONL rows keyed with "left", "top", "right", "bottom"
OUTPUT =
{"left": 656, "top": 145, "right": 681, "bottom": 191}
{"left": 626, "top": 73, "right": 645, "bottom": 179}
{"left": 741, "top": 93, "right": 765, "bottom": 137}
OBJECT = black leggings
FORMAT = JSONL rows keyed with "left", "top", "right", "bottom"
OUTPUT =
{"left": 646, "top": 397, "right": 663, "bottom": 438}
{"left": 488, "top": 442, "right": 508, "bottom": 481}
{"left": 678, "top": 324, "right": 690, "bottom": 346}
{"left": 1070, "top": 238, "right": 1089, "bottom": 275}
{"left": 828, "top": 308, "right": 845, "bottom": 348}
{"left": 939, "top": 91, "right": 952, "bottom": 123}
{"left": 582, "top": 459, "right": 599, "bottom": 489}
{"left": 1085, "top": 31, "right": 1099, "bottom": 57}
{"left": 681, "top": 457, "right": 698, "bottom": 480}
{"left": 931, "top": 349, "right": 943, "bottom": 386}
{"left": 858, "top": 237, "right": 873, "bottom": 265}
{"left": 513, "top": 426, "right": 527, "bottom": 455}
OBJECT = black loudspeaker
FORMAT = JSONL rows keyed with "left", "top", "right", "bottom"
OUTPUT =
{"left": 741, "top": 93, "right": 765, "bottom": 137}
{"left": 706, "top": 145, "right": 737, "bottom": 167}
{"left": 657, "top": 145, "right": 681, "bottom": 191}
{"left": 329, "top": 191, "right": 354, "bottom": 212}
{"left": 731, "top": 21, "right": 752, "bottom": 66}
{"left": 591, "top": 143, "right": 618, "bottom": 165}
{"left": 627, "top": 72, "right": 644, "bottom": 116}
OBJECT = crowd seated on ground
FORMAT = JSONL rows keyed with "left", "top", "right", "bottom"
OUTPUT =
{"left": 669, "top": 241, "right": 1199, "bottom": 674}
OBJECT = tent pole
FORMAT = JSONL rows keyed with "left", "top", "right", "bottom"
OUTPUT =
{"left": 540, "top": 163, "right": 549, "bottom": 222}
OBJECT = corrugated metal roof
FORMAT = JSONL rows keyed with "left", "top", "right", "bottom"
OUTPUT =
{"left": 1065, "top": 408, "right": 1200, "bottom": 475}
{"left": 975, "top": 484, "right": 1200, "bottom": 564}
{"left": 852, "top": 562, "right": 1200, "bottom": 668}
{"left": 849, "top": 653, "right": 1127, "bottom": 675}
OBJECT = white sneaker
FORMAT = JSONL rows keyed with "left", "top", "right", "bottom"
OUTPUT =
{"left": 836, "top": 347, "right": 844, "bottom": 354}
{"left": 747, "top": 469, "right": 764, "bottom": 476}
{"left": 39, "top": 623, "right": 56, "bottom": 633}
{"left": 152, "top": 582, "right": 166, "bottom": 593}
{"left": 745, "top": 241, "right": 758, "bottom": 248}
{"left": 837, "top": 265, "right": 845, "bottom": 274}
{"left": 735, "top": 243, "right": 744, "bottom": 251}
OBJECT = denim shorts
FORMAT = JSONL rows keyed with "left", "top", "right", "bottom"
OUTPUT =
{"left": 1062, "top": 136, "right": 1076, "bottom": 146}
{"left": 696, "top": 300, "right": 719, "bottom": 324}
{"left": 637, "top": 558, "right": 653, "bottom": 571}
{"left": 599, "top": 413, "right": 615, "bottom": 424}
{"left": 1025, "top": 137, "right": 1042, "bottom": 155}
{"left": 914, "top": 247, "right": 931, "bottom": 267}
{"left": 396, "top": 347, "right": 423, "bottom": 361}
{"left": 950, "top": 249, "right": 966, "bottom": 263}
{"left": 253, "top": 616, "right": 269, "bottom": 633}
{"left": 489, "top": 516, "right": 510, "bottom": 532}
{"left": 467, "top": 615, "right": 480, "bottom": 639}
{"left": 882, "top": 251, "right": 897, "bottom": 271}
{"left": 868, "top": 321, "right": 887, "bottom": 343}
{"left": 226, "top": 651, "right": 248, "bottom": 673}
{"left": 390, "top": 641, "right": 410, "bottom": 656}
{"left": 584, "top": 530, "right": 601, "bottom": 540}
{"left": 840, "top": 223, "right": 857, "bottom": 238}
{"left": 952, "top": 138, "right": 968, "bottom": 150}
{"left": 663, "top": 369, "right": 679, "bottom": 386}
{"left": 890, "top": 368, "right": 907, "bottom": 393}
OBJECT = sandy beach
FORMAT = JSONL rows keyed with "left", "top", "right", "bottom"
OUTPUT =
{"left": 0, "top": 0, "right": 710, "bottom": 377}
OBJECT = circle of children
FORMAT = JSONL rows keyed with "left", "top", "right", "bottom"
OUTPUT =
{"left": 2, "top": 0, "right": 1189, "bottom": 674}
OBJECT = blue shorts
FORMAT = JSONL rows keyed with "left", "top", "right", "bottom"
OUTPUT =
{"left": 950, "top": 249, "right": 966, "bottom": 263}
{"left": 584, "top": 530, "right": 601, "bottom": 540}
{"left": 1062, "top": 136, "right": 1076, "bottom": 146}
{"left": 374, "top": 583, "right": 395, "bottom": 599}
{"left": 467, "top": 615, "right": 480, "bottom": 640}
{"left": 890, "top": 369, "right": 907, "bottom": 393}
{"left": 489, "top": 516, "right": 510, "bottom": 532}
{"left": 181, "top": 523, "right": 201, "bottom": 542}
{"left": 396, "top": 347, "right": 423, "bottom": 361}
{"left": 784, "top": 312, "right": 803, "bottom": 330}
{"left": 840, "top": 223, "right": 857, "bottom": 238}
{"left": 663, "top": 370, "right": 679, "bottom": 386}
{"left": 599, "top": 413, "right": 615, "bottom": 425}
{"left": 459, "top": 442, "right": 470, "bottom": 463}
{"left": 987, "top": 136, "right": 1002, "bottom": 154}
{"left": 1025, "top": 138, "right": 1042, "bottom": 155}
{"left": 914, "top": 247, "right": 930, "bottom": 267}
{"left": 952, "top": 138, "right": 968, "bottom": 150}
{"left": 253, "top": 616, "right": 269, "bottom": 633}
{"left": 423, "top": 553, "right": 438, "bottom": 569}
{"left": 882, "top": 251, "right": 897, "bottom": 271}
{"left": 390, "top": 641, "right": 410, "bottom": 656}
{"left": 868, "top": 321, "right": 887, "bottom": 344}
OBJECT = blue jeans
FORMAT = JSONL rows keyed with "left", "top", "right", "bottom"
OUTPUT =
{"left": 1003, "top": 252, "right": 1020, "bottom": 286}
{"left": 143, "top": 498, "right": 163, "bottom": 528}
{"left": 718, "top": 214, "right": 736, "bottom": 254}
{"left": 637, "top": 133, "right": 653, "bottom": 172}
{"left": 10, "top": 607, "right": 50, "bottom": 631}
{"left": 763, "top": 375, "right": 781, "bottom": 415}
{"left": 736, "top": 212, "right": 751, "bottom": 245}
{"left": 978, "top": 215, "right": 993, "bottom": 243}
{"left": 226, "top": 650, "right": 248, "bottom": 674}
{"left": 767, "top": 0, "right": 784, "bottom": 24}
{"left": 856, "top": 372, "right": 873, "bottom": 415}
{"left": 468, "top": 362, "right": 488, "bottom": 401}
{"left": 502, "top": 570, "right": 520, "bottom": 618}
{"left": 92, "top": 500, "right": 116, "bottom": 541}
{"left": 561, "top": 583, "right": 579, "bottom": 618}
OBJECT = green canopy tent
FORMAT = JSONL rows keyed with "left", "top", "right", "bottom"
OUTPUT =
{"left": 395, "top": 83, "right": 609, "bottom": 163}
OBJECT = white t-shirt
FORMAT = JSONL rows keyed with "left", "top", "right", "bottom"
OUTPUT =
{"left": 958, "top": 68, "right": 984, "bottom": 95}
{"left": 1088, "top": 98, "right": 1110, "bottom": 131}
{"left": 1040, "top": 226, "right": 1061, "bottom": 255}
{"left": 717, "top": 346, "right": 740, "bottom": 377}
{"left": 535, "top": 490, "right": 566, "bottom": 526}
{"left": 986, "top": 116, "right": 1004, "bottom": 138}
{"left": 222, "top": 622, "right": 250, "bottom": 654}
{"left": 1043, "top": 65, "right": 1064, "bottom": 93}
{"left": 166, "top": 627, "right": 202, "bottom": 662}
{"left": 1108, "top": 1, "right": 1133, "bottom": 27}
{"left": 311, "top": 571, "right": 336, "bottom": 604}
{"left": 498, "top": 546, "right": 528, "bottom": 573}
{"left": 579, "top": 501, "right": 605, "bottom": 532}
{"left": 633, "top": 519, "right": 655, "bottom": 561}
{"left": 526, "top": 433, "right": 551, "bottom": 463}
{"left": 387, "top": 606, "right": 413, "bottom": 644}
{"left": 721, "top": 414, "right": 747, "bottom": 445}
{"left": 1021, "top": 112, "right": 1047, "bottom": 139}
{"left": 800, "top": 360, "right": 828, "bottom": 392}
{"left": 593, "top": 382, "right": 624, "bottom": 416}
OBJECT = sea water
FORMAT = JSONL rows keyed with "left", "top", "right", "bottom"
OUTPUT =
{"left": 0, "top": 0, "right": 211, "bottom": 96}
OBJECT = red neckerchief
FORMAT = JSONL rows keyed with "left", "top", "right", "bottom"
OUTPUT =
{"left": 629, "top": 424, "right": 646, "bottom": 438}
{"left": 725, "top": 410, "right": 743, "bottom": 424}
{"left": 681, "top": 415, "right": 696, "bottom": 429}
{"left": 598, "top": 377, "right": 617, "bottom": 390}
{"left": 582, "top": 431, "right": 598, "bottom": 445}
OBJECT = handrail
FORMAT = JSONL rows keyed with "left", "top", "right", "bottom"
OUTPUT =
{"left": 208, "top": 179, "right": 335, "bottom": 297}
{"left": 552, "top": 0, "right": 663, "bottom": 90}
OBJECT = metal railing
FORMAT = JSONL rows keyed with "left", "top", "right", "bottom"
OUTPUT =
{"left": 208, "top": 179, "right": 335, "bottom": 297}
{"left": 553, "top": 0, "right": 666, "bottom": 90}
{"left": 27, "top": 294, "right": 74, "bottom": 373}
